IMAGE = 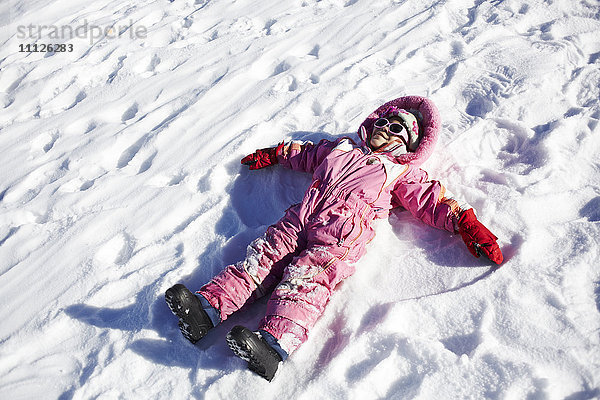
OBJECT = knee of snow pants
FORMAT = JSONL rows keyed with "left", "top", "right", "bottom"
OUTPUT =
{"left": 197, "top": 203, "right": 306, "bottom": 322}
{"left": 259, "top": 253, "right": 354, "bottom": 354}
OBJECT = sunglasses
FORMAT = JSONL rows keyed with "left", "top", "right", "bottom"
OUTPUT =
{"left": 373, "top": 118, "right": 407, "bottom": 135}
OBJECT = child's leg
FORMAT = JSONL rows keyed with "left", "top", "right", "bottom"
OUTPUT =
{"left": 258, "top": 247, "right": 356, "bottom": 355}
{"left": 197, "top": 204, "right": 306, "bottom": 324}
{"left": 259, "top": 196, "right": 376, "bottom": 355}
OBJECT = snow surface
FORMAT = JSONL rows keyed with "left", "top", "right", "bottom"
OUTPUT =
{"left": 1, "top": 0, "right": 600, "bottom": 398}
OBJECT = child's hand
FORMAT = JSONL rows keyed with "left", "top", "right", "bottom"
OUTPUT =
{"left": 458, "top": 209, "right": 503, "bottom": 265}
{"left": 241, "top": 143, "right": 284, "bottom": 170}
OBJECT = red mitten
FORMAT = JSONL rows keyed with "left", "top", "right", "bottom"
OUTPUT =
{"left": 240, "top": 142, "right": 284, "bottom": 170}
{"left": 458, "top": 209, "right": 503, "bottom": 265}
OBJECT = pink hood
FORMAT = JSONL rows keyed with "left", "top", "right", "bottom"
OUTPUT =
{"left": 358, "top": 96, "right": 441, "bottom": 167}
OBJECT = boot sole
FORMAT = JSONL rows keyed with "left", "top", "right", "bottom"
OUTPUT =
{"left": 226, "top": 326, "right": 280, "bottom": 381}
{"left": 165, "top": 284, "right": 211, "bottom": 344}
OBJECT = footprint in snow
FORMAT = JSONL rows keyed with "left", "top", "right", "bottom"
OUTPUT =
{"left": 95, "top": 233, "right": 135, "bottom": 266}
{"left": 3, "top": 160, "right": 69, "bottom": 204}
{"left": 138, "top": 151, "right": 157, "bottom": 174}
{"left": 117, "top": 134, "right": 148, "bottom": 169}
{"left": 463, "top": 65, "right": 519, "bottom": 118}
{"left": 122, "top": 102, "right": 139, "bottom": 122}
{"left": 30, "top": 130, "right": 59, "bottom": 154}
{"left": 66, "top": 90, "right": 87, "bottom": 110}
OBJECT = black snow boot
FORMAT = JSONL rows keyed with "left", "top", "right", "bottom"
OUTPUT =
{"left": 226, "top": 325, "right": 283, "bottom": 381}
{"left": 165, "top": 284, "right": 213, "bottom": 344}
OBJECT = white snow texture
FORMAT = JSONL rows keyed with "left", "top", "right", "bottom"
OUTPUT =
{"left": 1, "top": 0, "right": 600, "bottom": 399}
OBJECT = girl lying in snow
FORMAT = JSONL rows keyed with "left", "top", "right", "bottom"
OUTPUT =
{"left": 165, "top": 95, "right": 503, "bottom": 381}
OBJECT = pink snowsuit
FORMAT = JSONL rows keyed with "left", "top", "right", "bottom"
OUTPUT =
{"left": 198, "top": 96, "right": 468, "bottom": 354}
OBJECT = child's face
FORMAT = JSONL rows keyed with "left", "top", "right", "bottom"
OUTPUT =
{"left": 368, "top": 116, "right": 408, "bottom": 152}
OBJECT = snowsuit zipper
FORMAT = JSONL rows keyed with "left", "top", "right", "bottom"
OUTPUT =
{"left": 337, "top": 218, "right": 350, "bottom": 246}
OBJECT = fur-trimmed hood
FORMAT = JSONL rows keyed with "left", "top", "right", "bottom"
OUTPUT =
{"left": 357, "top": 96, "right": 441, "bottom": 167}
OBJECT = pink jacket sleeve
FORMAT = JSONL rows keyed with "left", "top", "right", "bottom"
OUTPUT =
{"left": 392, "top": 168, "right": 469, "bottom": 233}
{"left": 276, "top": 138, "right": 340, "bottom": 173}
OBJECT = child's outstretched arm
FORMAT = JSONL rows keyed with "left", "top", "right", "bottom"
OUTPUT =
{"left": 241, "top": 138, "right": 343, "bottom": 173}
{"left": 457, "top": 209, "right": 503, "bottom": 265}
{"left": 392, "top": 171, "right": 503, "bottom": 265}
